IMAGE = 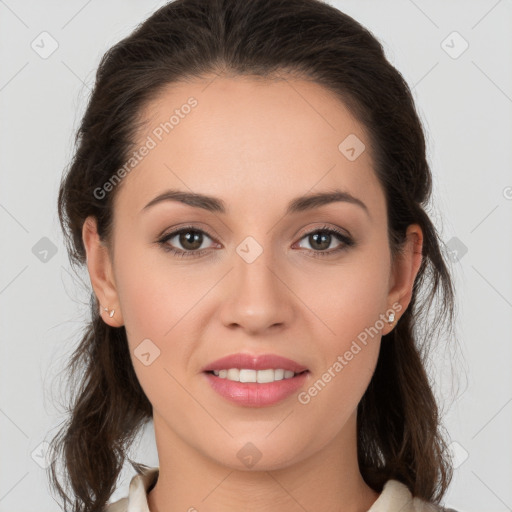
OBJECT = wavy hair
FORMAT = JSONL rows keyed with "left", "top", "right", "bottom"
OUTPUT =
{"left": 48, "top": 0, "right": 457, "bottom": 510}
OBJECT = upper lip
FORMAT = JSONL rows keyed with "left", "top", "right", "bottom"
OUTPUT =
{"left": 201, "top": 353, "right": 308, "bottom": 373}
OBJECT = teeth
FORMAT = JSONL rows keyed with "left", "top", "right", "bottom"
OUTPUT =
{"left": 211, "top": 368, "right": 298, "bottom": 383}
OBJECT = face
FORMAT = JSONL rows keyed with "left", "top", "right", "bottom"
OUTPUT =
{"left": 84, "top": 74, "right": 418, "bottom": 471}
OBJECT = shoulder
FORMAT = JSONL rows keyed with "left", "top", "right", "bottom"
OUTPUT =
{"left": 103, "top": 497, "right": 128, "bottom": 512}
{"left": 370, "top": 479, "right": 459, "bottom": 512}
{"left": 103, "top": 466, "right": 159, "bottom": 512}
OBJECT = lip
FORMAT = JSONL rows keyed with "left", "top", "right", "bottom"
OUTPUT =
{"left": 201, "top": 353, "right": 308, "bottom": 373}
{"left": 201, "top": 353, "right": 309, "bottom": 407}
{"left": 203, "top": 371, "right": 309, "bottom": 407}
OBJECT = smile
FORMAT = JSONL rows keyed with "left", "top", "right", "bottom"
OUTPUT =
{"left": 210, "top": 368, "right": 301, "bottom": 383}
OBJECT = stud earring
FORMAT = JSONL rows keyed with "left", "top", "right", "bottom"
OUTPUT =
{"left": 387, "top": 311, "right": 395, "bottom": 325}
{"left": 100, "top": 305, "right": 115, "bottom": 318}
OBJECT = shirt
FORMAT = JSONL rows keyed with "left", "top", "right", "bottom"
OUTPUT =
{"left": 104, "top": 466, "right": 454, "bottom": 512}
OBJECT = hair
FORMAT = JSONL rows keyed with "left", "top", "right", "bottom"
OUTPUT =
{"left": 49, "top": 0, "right": 457, "bottom": 510}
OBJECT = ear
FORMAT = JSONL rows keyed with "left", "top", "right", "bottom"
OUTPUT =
{"left": 383, "top": 223, "right": 423, "bottom": 335}
{"left": 82, "top": 216, "right": 124, "bottom": 327}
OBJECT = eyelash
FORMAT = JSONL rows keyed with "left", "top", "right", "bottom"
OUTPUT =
{"left": 156, "top": 224, "right": 355, "bottom": 259}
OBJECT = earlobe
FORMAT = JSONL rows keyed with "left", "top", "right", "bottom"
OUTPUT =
{"left": 384, "top": 224, "right": 423, "bottom": 335}
{"left": 82, "top": 216, "right": 124, "bottom": 327}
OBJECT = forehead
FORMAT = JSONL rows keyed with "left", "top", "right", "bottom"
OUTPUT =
{"left": 116, "top": 74, "right": 385, "bottom": 220}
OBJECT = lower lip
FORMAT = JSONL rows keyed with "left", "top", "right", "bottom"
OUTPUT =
{"left": 203, "top": 371, "right": 309, "bottom": 407}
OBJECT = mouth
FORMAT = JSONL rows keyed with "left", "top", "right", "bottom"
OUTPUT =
{"left": 203, "top": 368, "right": 310, "bottom": 407}
{"left": 205, "top": 368, "right": 309, "bottom": 383}
{"left": 201, "top": 353, "right": 310, "bottom": 407}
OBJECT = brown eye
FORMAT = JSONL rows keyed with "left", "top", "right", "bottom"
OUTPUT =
{"left": 157, "top": 226, "right": 217, "bottom": 257}
{"left": 295, "top": 226, "right": 355, "bottom": 258}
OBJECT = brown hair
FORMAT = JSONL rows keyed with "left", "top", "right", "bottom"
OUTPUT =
{"left": 49, "top": 0, "right": 456, "bottom": 510}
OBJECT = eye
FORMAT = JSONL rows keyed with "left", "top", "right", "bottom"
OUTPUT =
{"left": 157, "top": 226, "right": 217, "bottom": 258}
{"left": 294, "top": 225, "right": 355, "bottom": 258}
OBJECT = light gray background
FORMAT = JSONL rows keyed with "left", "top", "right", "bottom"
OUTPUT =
{"left": 1, "top": 1, "right": 511, "bottom": 511}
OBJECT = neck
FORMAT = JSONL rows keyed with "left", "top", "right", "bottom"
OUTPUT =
{"left": 147, "top": 409, "right": 379, "bottom": 512}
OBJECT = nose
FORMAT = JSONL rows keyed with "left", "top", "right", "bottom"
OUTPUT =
{"left": 218, "top": 243, "right": 294, "bottom": 335}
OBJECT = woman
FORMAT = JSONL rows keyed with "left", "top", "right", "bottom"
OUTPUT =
{"left": 48, "top": 0, "right": 459, "bottom": 511}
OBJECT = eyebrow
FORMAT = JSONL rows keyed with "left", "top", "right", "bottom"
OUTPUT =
{"left": 141, "top": 188, "right": 369, "bottom": 217}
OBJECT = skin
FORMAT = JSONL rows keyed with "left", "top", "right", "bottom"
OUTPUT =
{"left": 82, "top": 74, "right": 423, "bottom": 512}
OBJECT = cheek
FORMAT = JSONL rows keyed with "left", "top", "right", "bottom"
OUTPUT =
{"left": 299, "top": 291, "right": 384, "bottom": 442}
{"left": 112, "top": 235, "right": 209, "bottom": 382}
{"left": 296, "top": 245, "right": 389, "bottom": 413}
{"left": 302, "top": 338, "right": 381, "bottom": 446}
{"left": 113, "top": 248, "right": 197, "bottom": 416}
{"left": 113, "top": 233, "right": 195, "bottom": 339}
{"left": 304, "top": 245, "right": 391, "bottom": 341}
